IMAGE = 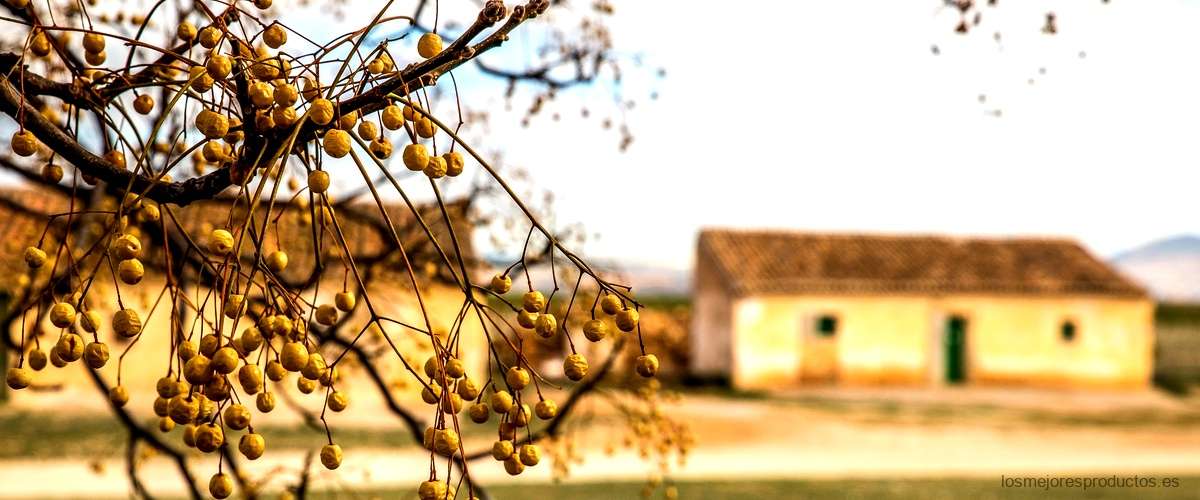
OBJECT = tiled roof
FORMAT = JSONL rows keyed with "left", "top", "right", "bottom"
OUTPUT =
{"left": 0, "top": 186, "right": 476, "bottom": 289}
{"left": 697, "top": 229, "right": 1147, "bottom": 298}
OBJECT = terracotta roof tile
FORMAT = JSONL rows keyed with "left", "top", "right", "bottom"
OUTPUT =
{"left": 697, "top": 229, "right": 1146, "bottom": 298}
{"left": 0, "top": 187, "right": 475, "bottom": 288}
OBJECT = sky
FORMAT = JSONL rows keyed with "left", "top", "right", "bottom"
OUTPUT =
{"left": 7, "top": 0, "right": 1200, "bottom": 273}
{"left": 485, "top": 0, "right": 1200, "bottom": 271}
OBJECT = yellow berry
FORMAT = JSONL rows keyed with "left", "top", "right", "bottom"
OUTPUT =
{"left": 84, "top": 49, "right": 106, "bottom": 66}
{"left": 183, "top": 355, "right": 213, "bottom": 385}
{"left": 308, "top": 170, "right": 330, "bottom": 193}
{"left": 27, "top": 349, "right": 47, "bottom": 371}
{"left": 249, "top": 81, "right": 274, "bottom": 107}
{"left": 421, "top": 384, "right": 442, "bottom": 405}
{"left": 367, "top": 58, "right": 386, "bottom": 75}
{"left": 522, "top": 291, "right": 545, "bottom": 313}
{"left": 444, "top": 151, "right": 464, "bottom": 177}
{"left": 223, "top": 403, "right": 252, "bottom": 430}
{"left": 357, "top": 120, "right": 378, "bottom": 141}
{"left": 564, "top": 353, "right": 588, "bottom": 381}
{"left": 209, "top": 229, "right": 234, "bottom": 255}
{"left": 534, "top": 313, "right": 557, "bottom": 338}
{"left": 519, "top": 444, "right": 541, "bottom": 466}
{"left": 272, "top": 106, "right": 297, "bottom": 127}
{"left": 315, "top": 304, "right": 338, "bottom": 325}
{"left": 381, "top": 105, "right": 404, "bottom": 130}
{"left": 274, "top": 82, "right": 298, "bottom": 107}
{"left": 223, "top": 294, "right": 245, "bottom": 319}
{"left": 456, "top": 377, "right": 479, "bottom": 399}
{"left": 73, "top": 308, "right": 97, "bottom": 333}
{"left": 208, "top": 472, "right": 234, "bottom": 499}
{"left": 239, "top": 432, "right": 265, "bottom": 459}
{"left": 517, "top": 310, "right": 537, "bottom": 329}
{"left": 256, "top": 391, "right": 276, "bottom": 412}
{"left": 433, "top": 428, "right": 459, "bottom": 456}
{"left": 504, "top": 455, "right": 525, "bottom": 475}
{"left": 328, "top": 390, "right": 349, "bottom": 412}
{"left": 280, "top": 341, "right": 309, "bottom": 371}
{"left": 265, "top": 250, "right": 289, "bottom": 274}
{"left": 108, "top": 385, "right": 129, "bottom": 406}
{"left": 195, "top": 423, "right": 224, "bottom": 453}
{"left": 82, "top": 32, "right": 105, "bottom": 53}
{"left": 616, "top": 308, "right": 640, "bottom": 332}
{"left": 468, "top": 403, "right": 489, "bottom": 423}
{"left": 490, "top": 390, "right": 514, "bottom": 414}
{"left": 414, "top": 117, "right": 435, "bottom": 138}
{"left": 177, "top": 340, "right": 198, "bottom": 361}
{"left": 188, "top": 65, "right": 215, "bottom": 92}
{"left": 198, "top": 26, "right": 221, "bottom": 49}
{"left": 337, "top": 111, "right": 358, "bottom": 131}
{"left": 196, "top": 110, "right": 229, "bottom": 139}
{"left": 23, "top": 246, "right": 47, "bottom": 268}
{"left": 600, "top": 294, "right": 622, "bottom": 315}
{"left": 301, "top": 352, "right": 327, "bottom": 380}
{"left": 320, "top": 443, "right": 343, "bottom": 470}
{"left": 133, "top": 94, "right": 154, "bottom": 115}
{"left": 206, "top": 54, "right": 232, "bottom": 79}
{"left": 105, "top": 150, "right": 127, "bottom": 169}
{"left": 334, "top": 291, "right": 356, "bottom": 312}
{"left": 369, "top": 137, "right": 393, "bottom": 159}
{"left": 535, "top": 399, "right": 557, "bottom": 420}
{"left": 117, "top": 258, "right": 144, "bottom": 284}
{"left": 505, "top": 366, "right": 530, "bottom": 390}
{"left": 41, "top": 163, "right": 63, "bottom": 183}
{"left": 402, "top": 143, "right": 429, "bottom": 171}
{"left": 176, "top": 21, "right": 197, "bottom": 41}
{"left": 49, "top": 302, "right": 76, "bottom": 328}
{"left": 83, "top": 341, "right": 109, "bottom": 369}
{"left": 308, "top": 98, "right": 334, "bottom": 125}
{"left": 582, "top": 320, "right": 608, "bottom": 342}
{"left": 113, "top": 308, "right": 142, "bottom": 338}
{"left": 30, "top": 30, "right": 51, "bottom": 57}
{"left": 168, "top": 394, "right": 199, "bottom": 424}
{"left": 11, "top": 130, "right": 38, "bottom": 157}
{"left": 418, "top": 480, "right": 449, "bottom": 500}
{"left": 509, "top": 403, "right": 532, "bottom": 427}
{"left": 636, "top": 354, "right": 659, "bottom": 378}
{"left": 423, "top": 155, "right": 447, "bottom": 178}
{"left": 322, "top": 129, "right": 351, "bottom": 158}
{"left": 5, "top": 367, "right": 31, "bottom": 390}
{"left": 492, "top": 440, "right": 514, "bottom": 461}
{"left": 212, "top": 346, "right": 239, "bottom": 374}
{"left": 111, "top": 234, "right": 142, "bottom": 260}
{"left": 263, "top": 23, "right": 287, "bottom": 48}
{"left": 238, "top": 364, "right": 263, "bottom": 394}
{"left": 489, "top": 274, "right": 511, "bottom": 294}
{"left": 417, "top": 32, "right": 443, "bottom": 58}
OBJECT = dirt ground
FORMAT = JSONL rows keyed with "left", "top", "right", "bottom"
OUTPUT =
{"left": 3, "top": 386, "right": 1200, "bottom": 498}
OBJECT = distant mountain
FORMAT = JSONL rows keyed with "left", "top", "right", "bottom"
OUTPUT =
{"left": 1112, "top": 235, "right": 1200, "bottom": 302}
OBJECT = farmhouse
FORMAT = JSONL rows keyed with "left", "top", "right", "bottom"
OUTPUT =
{"left": 691, "top": 230, "right": 1154, "bottom": 390}
{"left": 0, "top": 186, "right": 486, "bottom": 407}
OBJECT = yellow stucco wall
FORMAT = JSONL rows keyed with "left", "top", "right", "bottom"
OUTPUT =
{"left": 729, "top": 294, "right": 1154, "bottom": 390}
{"left": 4, "top": 277, "right": 488, "bottom": 413}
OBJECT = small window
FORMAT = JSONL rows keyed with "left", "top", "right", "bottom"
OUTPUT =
{"left": 815, "top": 315, "right": 838, "bottom": 337}
{"left": 1060, "top": 320, "right": 1077, "bottom": 342}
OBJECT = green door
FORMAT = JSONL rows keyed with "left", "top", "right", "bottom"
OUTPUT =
{"left": 944, "top": 316, "right": 967, "bottom": 384}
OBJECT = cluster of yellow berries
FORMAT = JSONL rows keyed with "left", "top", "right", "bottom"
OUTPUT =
{"left": 4, "top": 10, "right": 668, "bottom": 499}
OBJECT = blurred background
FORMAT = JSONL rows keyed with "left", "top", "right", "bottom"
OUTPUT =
{"left": 6, "top": 0, "right": 1200, "bottom": 499}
